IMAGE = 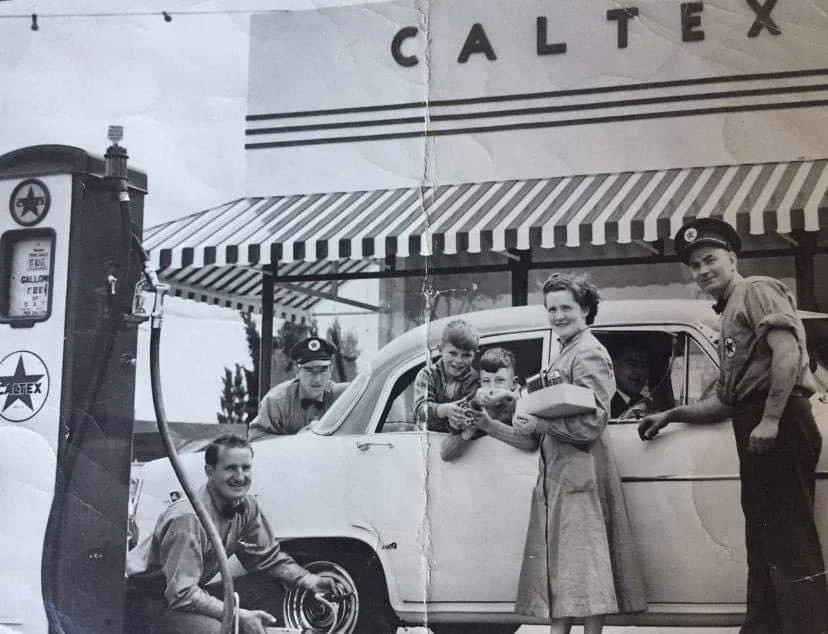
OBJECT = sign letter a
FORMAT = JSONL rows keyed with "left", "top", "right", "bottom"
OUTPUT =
{"left": 458, "top": 23, "right": 497, "bottom": 63}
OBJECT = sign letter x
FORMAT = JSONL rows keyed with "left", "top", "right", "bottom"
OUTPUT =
{"left": 746, "top": 0, "right": 781, "bottom": 37}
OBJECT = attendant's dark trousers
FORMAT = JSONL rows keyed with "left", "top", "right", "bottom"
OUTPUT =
{"left": 732, "top": 394, "right": 828, "bottom": 634}
{"left": 125, "top": 572, "right": 285, "bottom": 634}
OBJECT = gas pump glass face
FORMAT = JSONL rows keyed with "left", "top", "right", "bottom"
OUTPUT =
{"left": 8, "top": 236, "right": 51, "bottom": 318}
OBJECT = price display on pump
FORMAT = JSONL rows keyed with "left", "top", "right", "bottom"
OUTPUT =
{"left": 1, "top": 228, "right": 55, "bottom": 325}
{"left": 10, "top": 236, "right": 51, "bottom": 317}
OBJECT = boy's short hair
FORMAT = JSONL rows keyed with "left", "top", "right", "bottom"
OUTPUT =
{"left": 479, "top": 347, "right": 516, "bottom": 373}
{"left": 440, "top": 319, "right": 479, "bottom": 351}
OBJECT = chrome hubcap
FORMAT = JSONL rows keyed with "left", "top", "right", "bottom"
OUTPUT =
{"left": 283, "top": 560, "right": 359, "bottom": 633}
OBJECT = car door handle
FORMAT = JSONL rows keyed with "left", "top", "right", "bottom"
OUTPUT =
{"left": 356, "top": 440, "right": 394, "bottom": 451}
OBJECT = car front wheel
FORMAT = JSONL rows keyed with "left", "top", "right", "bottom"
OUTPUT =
{"left": 283, "top": 556, "right": 396, "bottom": 633}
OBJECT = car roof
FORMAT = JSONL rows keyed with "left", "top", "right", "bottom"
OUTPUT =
{"left": 372, "top": 299, "right": 722, "bottom": 370}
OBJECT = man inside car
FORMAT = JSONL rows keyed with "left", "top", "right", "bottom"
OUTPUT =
{"left": 611, "top": 342, "right": 654, "bottom": 419}
{"left": 638, "top": 217, "right": 827, "bottom": 634}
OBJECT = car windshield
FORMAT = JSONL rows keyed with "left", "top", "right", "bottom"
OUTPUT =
{"left": 309, "top": 367, "right": 372, "bottom": 435}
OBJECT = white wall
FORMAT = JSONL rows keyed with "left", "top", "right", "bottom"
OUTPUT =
{"left": 245, "top": 0, "right": 828, "bottom": 195}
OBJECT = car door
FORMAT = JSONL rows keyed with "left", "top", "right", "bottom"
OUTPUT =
{"left": 426, "top": 331, "right": 549, "bottom": 604}
{"left": 599, "top": 326, "right": 747, "bottom": 607}
{"left": 345, "top": 356, "right": 429, "bottom": 606}
{"left": 347, "top": 331, "right": 551, "bottom": 608}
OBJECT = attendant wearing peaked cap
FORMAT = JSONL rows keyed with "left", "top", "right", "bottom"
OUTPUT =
{"left": 248, "top": 337, "right": 349, "bottom": 439}
{"left": 673, "top": 216, "right": 742, "bottom": 264}
{"left": 639, "top": 217, "right": 827, "bottom": 633}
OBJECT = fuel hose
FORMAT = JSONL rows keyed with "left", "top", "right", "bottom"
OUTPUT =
{"left": 147, "top": 297, "right": 237, "bottom": 634}
{"left": 42, "top": 179, "right": 236, "bottom": 634}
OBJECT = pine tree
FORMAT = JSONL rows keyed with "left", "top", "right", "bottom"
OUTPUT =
{"left": 326, "top": 319, "right": 361, "bottom": 381}
{"left": 217, "top": 311, "right": 260, "bottom": 425}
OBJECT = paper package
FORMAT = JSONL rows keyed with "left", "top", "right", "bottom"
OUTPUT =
{"left": 519, "top": 384, "right": 596, "bottom": 418}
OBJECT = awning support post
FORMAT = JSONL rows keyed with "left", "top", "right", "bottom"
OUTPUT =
{"left": 509, "top": 250, "right": 531, "bottom": 306}
{"left": 794, "top": 231, "right": 817, "bottom": 310}
{"left": 259, "top": 264, "right": 275, "bottom": 400}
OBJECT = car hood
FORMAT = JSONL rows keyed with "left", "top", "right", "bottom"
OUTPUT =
{"left": 133, "top": 432, "right": 353, "bottom": 543}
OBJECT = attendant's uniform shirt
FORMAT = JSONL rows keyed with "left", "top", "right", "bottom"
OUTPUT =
{"left": 127, "top": 485, "right": 310, "bottom": 614}
{"left": 248, "top": 378, "right": 348, "bottom": 439}
{"left": 413, "top": 357, "right": 479, "bottom": 432}
{"left": 715, "top": 274, "right": 816, "bottom": 406}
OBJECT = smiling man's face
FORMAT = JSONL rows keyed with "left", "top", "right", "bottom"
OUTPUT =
{"left": 687, "top": 244, "right": 737, "bottom": 299}
{"left": 206, "top": 445, "right": 253, "bottom": 504}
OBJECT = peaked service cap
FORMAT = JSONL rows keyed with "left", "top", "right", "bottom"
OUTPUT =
{"left": 290, "top": 337, "right": 338, "bottom": 365}
{"left": 674, "top": 217, "right": 742, "bottom": 264}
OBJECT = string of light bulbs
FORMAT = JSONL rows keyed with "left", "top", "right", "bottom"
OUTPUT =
{"left": 0, "top": 7, "right": 294, "bottom": 31}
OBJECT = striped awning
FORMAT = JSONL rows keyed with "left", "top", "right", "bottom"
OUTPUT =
{"left": 147, "top": 159, "right": 828, "bottom": 272}
{"left": 154, "top": 259, "right": 375, "bottom": 317}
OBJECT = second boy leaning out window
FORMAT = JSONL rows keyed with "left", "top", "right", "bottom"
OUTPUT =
{"left": 463, "top": 347, "right": 539, "bottom": 458}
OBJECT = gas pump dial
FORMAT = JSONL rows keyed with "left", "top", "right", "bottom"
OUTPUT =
{"left": 0, "top": 228, "right": 56, "bottom": 326}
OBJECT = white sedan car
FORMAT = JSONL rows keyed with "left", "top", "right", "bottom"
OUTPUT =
{"left": 131, "top": 300, "right": 828, "bottom": 633}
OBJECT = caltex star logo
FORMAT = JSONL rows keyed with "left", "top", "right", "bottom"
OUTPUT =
{"left": 17, "top": 187, "right": 44, "bottom": 217}
{"left": 9, "top": 178, "right": 51, "bottom": 227}
{"left": 0, "top": 351, "right": 49, "bottom": 422}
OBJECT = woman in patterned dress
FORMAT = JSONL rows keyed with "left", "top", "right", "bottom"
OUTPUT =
{"left": 513, "top": 273, "right": 647, "bottom": 634}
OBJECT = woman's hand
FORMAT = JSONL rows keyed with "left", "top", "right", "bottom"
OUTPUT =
{"left": 513, "top": 412, "right": 540, "bottom": 435}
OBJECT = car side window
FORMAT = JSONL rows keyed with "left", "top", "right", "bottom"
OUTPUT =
{"left": 597, "top": 330, "right": 678, "bottom": 423}
{"left": 376, "top": 335, "right": 545, "bottom": 433}
{"left": 378, "top": 364, "right": 422, "bottom": 433}
{"left": 478, "top": 337, "right": 545, "bottom": 389}
{"left": 685, "top": 336, "right": 720, "bottom": 404}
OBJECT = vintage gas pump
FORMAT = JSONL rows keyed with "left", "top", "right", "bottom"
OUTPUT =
{"left": 0, "top": 140, "right": 146, "bottom": 633}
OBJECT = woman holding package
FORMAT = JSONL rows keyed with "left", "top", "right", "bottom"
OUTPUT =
{"left": 513, "top": 273, "right": 646, "bottom": 634}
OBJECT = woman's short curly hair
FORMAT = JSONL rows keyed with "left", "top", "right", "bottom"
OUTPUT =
{"left": 541, "top": 273, "right": 601, "bottom": 325}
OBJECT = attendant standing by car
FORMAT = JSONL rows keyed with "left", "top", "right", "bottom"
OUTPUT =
{"left": 248, "top": 336, "right": 348, "bottom": 439}
{"left": 512, "top": 273, "right": 646, "bottom": 634}
{"left": 638, "top": 218, "right": 828, "bottom": 634}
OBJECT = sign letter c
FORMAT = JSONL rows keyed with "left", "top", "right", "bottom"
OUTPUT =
{"left": 391, "top": 26, "right": 419, "bottom": 67}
